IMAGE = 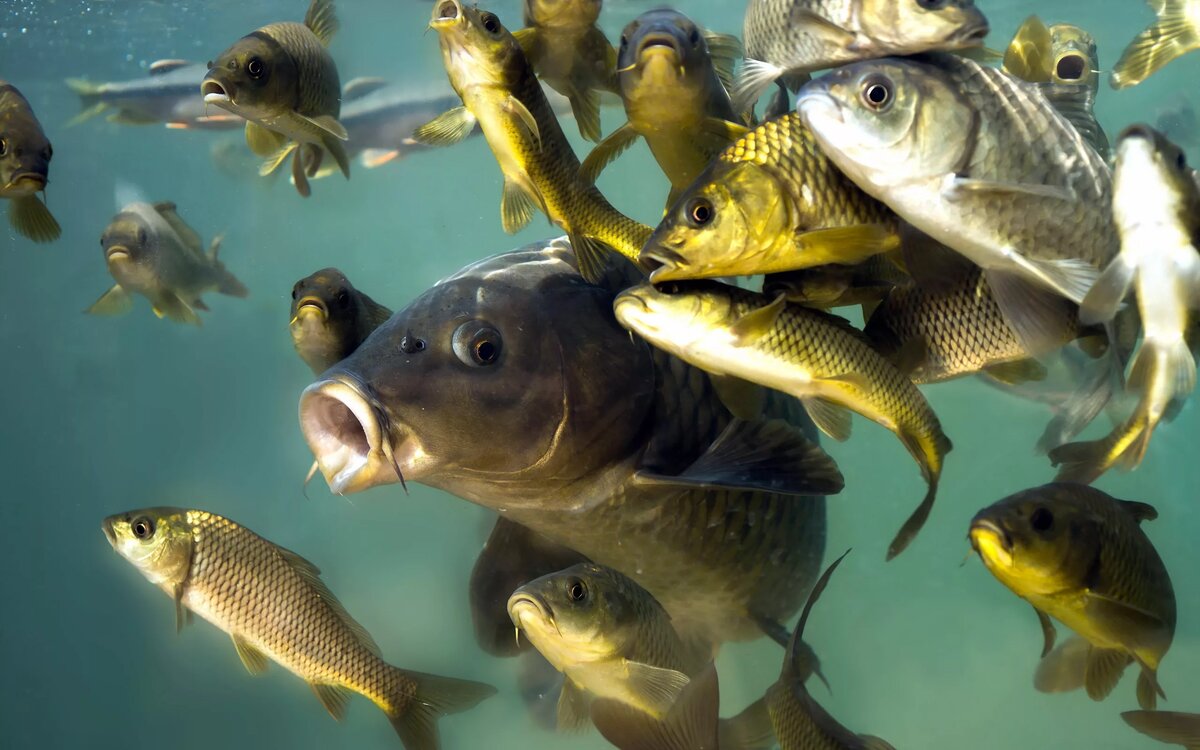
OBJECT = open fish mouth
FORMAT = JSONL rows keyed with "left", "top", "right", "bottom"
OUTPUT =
{"left": 640, "top": 248, "right": 687, "bottom": 282}
{"left": 201, "top": 79, "right": 233, "bottom": 106}
{"left": 955, "top": 22, "right": 991, "bottom": 46}
{"left": 636, "top": 32, "right": 683, "bottom": 62}
{"left": 299, "top": 377, "right": 424, "bottom": 495}
{"left": 294, "top": 297, "right": 328, "bottom": 321}
{"left": 431, "top": 0, "right": 462, "bottom": 28}
{"left": 1055, "top": 53, "right": 1087, "bottom": 81}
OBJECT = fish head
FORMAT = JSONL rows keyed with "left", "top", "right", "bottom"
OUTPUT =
{"left": 617, "top": 9, "right": 708, "bottom": 101}
{"left": 289, "top": 267, "right": 364, "bottom": 372}
{"left": 969, "top": 485, "right": 1101, "bottom": 596}
{"left": 299, "top": 240, "right": 657, "bottom": 503}
{"left": 101, "top": 207, "right": 160, "bottom": 285}
{"left": 1114, "top": 124, "right": 1200, "bottom": 231}
{"left": 798, "top": 58, "right": 975, "bottom": 193}
{"left": 0, "top": 90, "right": 53, "bottom": 198}
{"left": 1048, "top": 24, "right": 1099, "bottom": 91}
{"left": 102, "top": 507, "right": 195, "bottom": 591}
{"left": 858, "top": 0, "right": 989, "bottom": 53}
{"left": 431, "top": 1, "right": 525, "bottom": 93}
{"left": 643, "top": 164, "right": 790, "bottom": 281}
{"left": 508, "top": 563, "right": 643, "bottom": 668}
{"left": 614, "top": 281, "right": 738, "bottom": 359}
{"left": 522, "top": 0, "right": 602, "bottom": 30}
{"left": 202, "top": 34, "right": 300, "bottom": 122}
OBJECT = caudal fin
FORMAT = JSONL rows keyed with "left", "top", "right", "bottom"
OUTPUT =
{"left": 1111, "top": 1, "right": 1200, "bottom": 88}
{"left": 388, "top": 670, "right": 496, "bottom": 750}
{"left": 64, "top": 78, "right": 107, "bottom": 126}
{"left": 1122, "top": 711, "right": 1200, "bottom": 748}
{"left": 213, "top": 261, "right": 249, "bottom": 299}
{"left": 886, "top": 427, "right": 951, "bottom": 561}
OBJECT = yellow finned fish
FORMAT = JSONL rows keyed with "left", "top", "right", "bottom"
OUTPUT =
{"left": 1111, "top": 0, "right": 1200, "bottom": 88}
{"left": 0, "top": 79, "right": 60, "bottom": 242}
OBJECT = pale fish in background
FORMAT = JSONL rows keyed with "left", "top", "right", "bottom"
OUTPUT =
{"left": 65, "top": 60, "right": 243, "bottom": 129}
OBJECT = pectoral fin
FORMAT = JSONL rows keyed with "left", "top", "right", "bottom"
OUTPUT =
{"left": 580, "top": 123, "right": 640, "bottom": 184}
{"left": 412, "top": 106, "right": 478, "bottom": 147}
{"left": 502, "top": 95, "right": 541, "bottom": 151}
{"left": 607, "top": 660, "right": 690, "bottom": 719}
{"left": 1082, "top": 591, "right": 1172, "bottom": 656}
{"left": 232, "top": 635, "right": 270, "bottom": 675}
{"left": 557, "top": 679, "right": 592, "bottom": 732}
{"left": 86, "top": 284, "right": 134, "bottom": 316}
{"left": 502, "top": 178, "right": 539, "bottom": 234}
{"left": 800, "top": 398, "right": 853, "bottom": 442}
{"left": 792, "top": 225, "right": 899, "bottom": 268}
{"left": 9, "top": 195, "right": 61, "bottom": 243}
{"left": 1079, "top": 254, "right": 1136, "bottom": 325}
{"left": 152, "top": 292, "right": 203, "bottom": 326}
{"left": 709, "top": 374, "right": 764, "bottom": 421}
{"left": 590, "top": 662, "right": 720, "bottom": 750}
{"left": 943, "top": 175, "right": 1077, "bottom": 202}
{"left": 567, "top": 85, "right": 601, "bottom": 143}
{"left": 982, "top": 358, "right": 1049, "bottom": 386}
{"left": 245, "top": 121, "right": 288, "bottom": 158}
{"left": 1122, "top": 710, "right": 1200, "bottom": 749}
{"left": 1035, "top": 635, "right": 1088, "bottom": 693}
{"left": 985, "top": 267, "right": 1080, "bottom": 354}
{"left": 699, "top": 117, "right": 749, "bottom": 143}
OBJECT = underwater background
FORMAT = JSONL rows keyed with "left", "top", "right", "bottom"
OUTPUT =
{"left": 0, "top": 0, "right": 1197, "bottom": 748}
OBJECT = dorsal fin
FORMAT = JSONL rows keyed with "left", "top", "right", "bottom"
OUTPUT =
{"left": 304, "top": 0, "right": 339, "bottom": 46}
{"left": 276, "top": 545, "right": 382, "bottom": 655}
{"left": 1117, "top": 500, "right": 1158, "bottom": 523}
{"left": 152, "top": 202, "right": 205, "bottom": 256}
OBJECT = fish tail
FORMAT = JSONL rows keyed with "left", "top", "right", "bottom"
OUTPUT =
{"left": 1111, "top": 1, "right": 1200, "bottom": 88}
{"left": 211, "top": 256, "right": 249, "bottom": 299}
{"left": 1130, "top": 337, "right": 1197, "bottom": 405}
{"left": 385, "top": 669, "right": 496, "bottom": 750}
{"left": 64, "top": 78, "right": 107, "bottom": 125}
{"left": 1047, "top": 429, "right": 1127, "bottom": 484}
{"left": 1123, "top": 710, "right": 1200, "bottom": 748}
{"left": 885, "top": 426, "right": 950, "bottom": 561}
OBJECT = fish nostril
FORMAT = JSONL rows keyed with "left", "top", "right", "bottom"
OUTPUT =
{"left": 437, "top": 1, "right": 458, "bottom": 20}
{"left": 1056, "top": 54, "right": 1086, "bottom": 81}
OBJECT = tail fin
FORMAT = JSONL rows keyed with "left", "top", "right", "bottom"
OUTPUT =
{"left": 1111, "top": 1, "right": 1200, "bottom": 88}
{"left": 1130, "top": 338, "right": 1197, "bottom": 405}
{"left": 388, "top": 670, "right": 496, "bottom": 750}
{"left": 886, "top": 427, "right": 950, "bottom": 561}
{"left": 64, "top": 78, "right": 107, "bottom": 126}
{"left": 212, "top": 258, "right": 249, "bottom": 299}
{"left": 1122, "top": 710, "right": 1200, "bottom": 749}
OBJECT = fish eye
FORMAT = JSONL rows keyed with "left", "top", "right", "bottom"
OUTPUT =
{"left": 336, "top": 290, "right": 350, "bottom": 308}
{"left": 861, "top": 76, "right": 893, "bottom": 112}
{"left": 1175, "top": 150, "right": 1188, "bottom": 170}
{"left": 246, "top": 57, "right": 265, "bottom": 79}
{"left": 689, "top": 28, "right": 701, "bottom": 46}
{"left": 1030, "top": 507, "right": 1054, "bottom": 532}
{"left": 658, "top": 282, "right": 683, "bottom": 295}
{"left": 480, "top": 13, "right": 501, "bottom": 34}
{"left": 916, "top": 0, "right": 947, "bottom": 8}
{"left": 131, "top": 516, "right": 155, "bottom": 540}
{"left": 452, "top": 322, "right": 503, "bottom": 366}
{"left": 685, "top": 197, "right": 714, "bottom": 227}
{"left": 0, "top": 138, "right": 7, "bottom": 157}
{"left": 136, "top": 228, "right": 147, "bottom": 245}
{"left": 568, "top": 579, "right": 587, "bottom": 602}
{"left": 291, "top": 283, "right": 300, "bottom": 300}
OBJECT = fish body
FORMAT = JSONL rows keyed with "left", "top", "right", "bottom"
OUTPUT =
{"left": 0, "top": 80, "right": 60, "bottom": 242}
{"left": 65, "top": 61, "right": 243, "bottom": 129}
{"left": 582, "top": 9, "right": 743, "bottom": 203}
{"left": 290, "top": 267, "right": 393, "bottom": 374}
{"left": 737, "top": 0, "right": 988, "bottom": 110}
{"left": 86, "top": 201, "right": 248, "bottom": 325}
{"left": 640, "top": 111, "right": 899, "bottom": 282}
{"left": 1123, "top": 711, "right": 1200, "bottom": 748}
{"left": 1111, "top": 0, "right": 1200, "bottom": 88}
{"left": 340, "top": 84, "right": 468, "bottom": 169}
{"left": 969, "top": 483, "right": 1176, "bottom": 710}
{"left": 515, "top": 0, "right": 616, "bottom": 142}
{"left": 102, "top": 507, "right": 495, "bottom": 748}
{"left": 417, "top": 2, "right": 650, "bottom": 283}
{"left": 798, "top": 53, "right": 1116, "bottom": 353}
{"left": 764, "top": 254, "right": 908, "bottom": 311}
{"left": 300, "top": 240, "right": 839, "bottom": 648}
{"left": 614, "top": 280, "right": 951, "bottom": 560}
{"left": 202, "top": 0, "right": 349, "bottom": 197}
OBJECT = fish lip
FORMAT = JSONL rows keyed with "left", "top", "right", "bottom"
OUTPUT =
{"left": 431, "top": 0, "right": 462, "bottom": 29}
{"left": 968, "top": 517, "right": 1012, "bottom": 554}
{"left": 101, "top": 518, "right": 117, "bottom": 548}
{"left": 507, "top": 590, "right": 553, "bottom": 630}
{"left": 1054, "top": 53, "right": 1087, "bottom": 81}
{"left": 295, "top": 297, "right": 328, "bottom": 319}
{"left": 642, "top": 248, "right": 687, "bottom": 282}
{"left": 796, "top": 87, "right": 843, "bottom": 128}
{"left": 105, "top": 245, "right": 131, "bottom": 262}
{"left": 7, "top": 172, "right": 47, "bottom": 190}
{"left": 299, "top": 377, "right": 422, "bottom": 495}
{"left": 956, "top": 21, "right": 990, "bottom": 46}
{"left": 636, "top": 32, "right": 683, "bottom": 62}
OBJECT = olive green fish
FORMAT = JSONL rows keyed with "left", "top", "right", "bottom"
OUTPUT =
{"left": 86, "top": 201, "right": 248, "bottom": 326}
{"left": 513, "top": 0, "right": 617, "bottom": 142}
{"left": 639, "top": 111, "right": 899, "bottom": 283}
{"left": 763, "top": 253, "right": 908, "bottom": 312}
{"left": 103, "top": 507, "right": 496, "bottom": 749}
{"left": 1124, "top": 711, "right": 1200, "bottom": 748}
{"left": 290, "top": 267, "right": 393, "bottom": 375}
{"left": 202, "top": 0, "right": 349, "bottom": 198}
{"left": 615, "top": 280, "right": 952, "bottom": 560}
{"left": 1111, "top": 0, "right": 1200, "bottom": 89}
{"left": 581, "top": 8, "right": 746, "bottom": 207}
{"left": 969, "top": 483, "right": 1176, "bottom": 710}
{"left": 798, "top": 53, "right": 1117, "bottom": 355}
{"left": 765, "top": 550, "right": 896, "bottom": 750}
{"left": 414, "top": 1, "right": 651, "bottom": 283}
{"left": 0, "top": 79, "right": 60, "bottom": 242}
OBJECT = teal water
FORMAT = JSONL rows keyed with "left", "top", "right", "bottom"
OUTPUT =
{"left": 1, "top": 1, "right": 1197, "bottom": 749}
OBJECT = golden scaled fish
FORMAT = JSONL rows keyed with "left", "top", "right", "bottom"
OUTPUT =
{"left": 639, "top": 111, "right": 899, "bottom": 283}
{"left": 1124, "top": 711, "right": 1200, "bottom": 748}
{"left": 290, "top": 267, "right": 393, "bottom": 375}
{"left": 0, "top": 80, "right": 60, "bottom": 242}
{"left": 414, "top": 1, "right": 651, "bottom": 283}
{"left": 614, "top": 280, "right": 952, "bottom": 560}
{"left": 766, "top": 550, "right": 896, "bottom": 750}
{"left": 86, "top": 201, "right": 248, "bottom": 326}
{"left": 1111, "top": 0, "right": 1200, "bottom": 88}
{"left": 202, "top": 0, "right": 349, "bottom": 198}
{"left": 969, "top": 483, "right": 1176, "bottom": 710}
{"left": 103, "top": 508, "right": 496, "bottom": 749}
{"left": 513, "top": 0, "right": 617, "bottom": 142}
{"left": 580, "top": 8, "right": 747, "bottom": 207}
{"left": 1051, "top": 126, "right": 1200, "bottom": 483}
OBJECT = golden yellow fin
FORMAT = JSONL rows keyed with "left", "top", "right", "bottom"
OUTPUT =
{"left": 245, "top": 121, "right": 288, "bottom": 158}
{"left": 85, "top": 284, "right": 134, "bottom": 316}
{"left": 411, "top": 106, "right": 478, "bottom": 147}
{"left": 1111, "top": 0, "right": 1200, "bottom": 88}
{"left": 1003, "top": 15, "right": 1053, "bottom": 82}
{"left": 304, "top": 0, "right": 339, "bottom": 46}
{"left": 9, "top": 195, "right": 61, "bottom": 243}
{"left": 309, "top": 682, "right": 351, "bottom": 719}
{"left": 232, "top": 635, "right": 270, "bottom": 675}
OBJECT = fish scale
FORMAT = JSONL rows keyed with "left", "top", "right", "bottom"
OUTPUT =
{"left": 743, "top": 0, "right": 854, "bottom": 67}
{"left": 259, "top": 22, "right": 341, "bottom": 118}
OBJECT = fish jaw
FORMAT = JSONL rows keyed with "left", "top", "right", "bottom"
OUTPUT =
{"left": 968, "top": 516, "right": 1014, "bottom": 570}
{"left": 101, "top": 517, "right": 118, "bottom": 548}
{"left": 299, "top": 377, "right": 427, "bottom": 495}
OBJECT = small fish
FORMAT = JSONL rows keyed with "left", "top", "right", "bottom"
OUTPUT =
{"left": 1111, "top": 0, "right": 1200, "bottom": 88}
{"left": 614, "top": 280, "right": 952, "bottom": 560}
{"left": 0, "top": 80, "right": 60, "bottom": 242}
{"left": 580, "top": 8, "right": 746, "bottom": 207}
{"left": 415, "top": 1, "right": 650, "bottom": 283}
{"left": 736, "top": 0, "right": 989, "bottom": 111}
{"left": 1123, "top": 711, "right": 1200, "bottom": 748}
{"left": 969, "top": 483, "right": 1176, "bottom": 710}
{"left": 103, "top": 507, "right": 496, "bottom": 748}
{"left": 65, "top": 60, "right": 244, "bottom": 129}
{"left": 763, "top": 254, "right": 909, "bottom": 312}
{"left": 639, "top": 111, "right": 899, "bottom": 283}
{"left": 798, "top": 53, "right": 1116, "bottom": 356}
{"left": 765, "top": 550, "right": 896, "bottom": 750}
{"left": 513, "top": 0, "right": 617, "bottom": 142}
{"left": 290, "top": 268, "right": 393, "bottom": 375}
{"left": 202, "top": 0, "right": 349, "bottom": 198}
{"left": 86, "top": 201, "right": 247, "bottom": 326}
{"left": 1049, "top": 125, "right": 1200, "bottom": 482}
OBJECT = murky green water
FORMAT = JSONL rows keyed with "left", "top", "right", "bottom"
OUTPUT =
{"left": 1, "top": 1, "right": 1197, "bottom": 748}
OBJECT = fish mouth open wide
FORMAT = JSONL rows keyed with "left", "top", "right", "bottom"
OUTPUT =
{"left": 1055, "top": 53, "right": 1087, "bottom": 81}
{"left": 201, "top": 79, "right": 233, "bottom": 106}
{"left": 299, "top": 378, "right": 423, "bottom": 495}
{"left": 431, "top": 0, "right": 462, "bottom": 29}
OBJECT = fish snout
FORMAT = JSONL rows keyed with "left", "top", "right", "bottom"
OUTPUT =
{"left": 968, "top": 516, "right": 1013, "bottom": 566}
{"left": 104, "top": 244, "right": 132, "bottom": 263}
{"left": 641, "top": 247, "right": 687, "bottom": 282}
{"left": 201, "top": 77, "right": 233, "bottom": 106}
{"left": 1118, "top": 123, "right": 1158, "bottom": 144}
{"left": 431, "top": 0, "right": 462, "bottom": 28}
{"left": 3, "top": 170, "right": 47, "bottom": 196}
{"left": 636, "top": 31, "right": 683, "bottom": 64}
{"left": 507, "top": 590, "right": 552, "bottom": 629}
{"left": 101, "top": 518, "right": 117, "bottom": 548}
{"left": 294, "top": 296, "right": 329, "bottom": 322}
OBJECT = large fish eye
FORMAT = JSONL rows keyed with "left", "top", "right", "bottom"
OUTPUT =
{"left": 567, "top": 578, "right": 587, "bottom": 602}
{"left": 685, "top": 197, "right": 714, "bottom": 227}
{"left": 689, "top": 27, "right": 701, "bottom": 46}
{"left": 860, "top": 75, "right": 894, "bottom": 112}
{"left": 1030, "top": 507, "right": 1054, "bottom": 532}
{"left": 452, "top": 322, "right": 503, "bottom": 366}
{"left": 480, "top": 13, "right": 501, "bottom": 34}
{"left": 0, "top": 138, "right": 7, "bottom": 157}
{"left": 131, "top": 516, "right": 155, "bottom": 540}
{"left": 246, "top": 57, "right": 265, "bottom": 79}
